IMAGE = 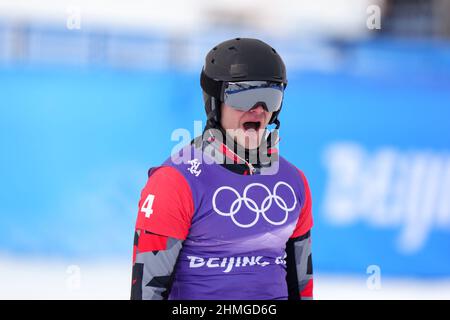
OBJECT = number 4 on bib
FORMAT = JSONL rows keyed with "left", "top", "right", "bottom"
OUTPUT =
{"left": 141, "top": 194, "right": 155, "bottom": 218}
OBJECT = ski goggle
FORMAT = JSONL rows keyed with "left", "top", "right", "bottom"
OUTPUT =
{"left": 222, "top": 81, "right": 284, "bottom": 112}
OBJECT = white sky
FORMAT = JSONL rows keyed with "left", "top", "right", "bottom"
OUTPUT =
{"left": 0, "top": 0, "right": 385, "bottom": 39}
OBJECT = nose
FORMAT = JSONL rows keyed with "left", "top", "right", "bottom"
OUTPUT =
{"left": 249, "top": 104, "right": 266, "bottom": 114}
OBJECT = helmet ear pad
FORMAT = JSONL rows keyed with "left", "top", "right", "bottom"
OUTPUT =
{"left": 202, "top": 91, "right": 211, "bottom": 115}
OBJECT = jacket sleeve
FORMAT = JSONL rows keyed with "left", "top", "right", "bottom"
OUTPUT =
{"left": 131, "top": 229, "right": 183, "bottom": 300}
{"left": 130, "top": 166, "right": 194, "bottom": 300}
{"left": 285, "top": 170, "right": 314, "bottom": 300}
{"left": 286, "top": 231, "right": 313, "bottom": 300}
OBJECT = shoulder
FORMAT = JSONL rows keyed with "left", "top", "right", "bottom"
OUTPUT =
{"left": 136, "top": 165, "right": 195, "bottom": 240}
{"left": 279, "top": 157, "right": 314, "bottom": 238}
{"left": 144, "top": 165, "right": 191, "bottom": 196}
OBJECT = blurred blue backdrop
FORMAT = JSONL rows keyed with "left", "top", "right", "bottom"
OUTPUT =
{"left": 1, "top": 32, "right": 450, "bottom": 278}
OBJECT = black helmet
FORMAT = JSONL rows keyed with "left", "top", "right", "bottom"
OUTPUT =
{"left": 200, "top": 38, "right": 287, "bottom": 128}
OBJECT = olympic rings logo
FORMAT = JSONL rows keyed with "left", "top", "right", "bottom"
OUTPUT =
{"left": 212, "top": 182, "right": 298, "bottom": 228}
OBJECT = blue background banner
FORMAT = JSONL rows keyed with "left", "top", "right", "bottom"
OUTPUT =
{"left": 1, "top": 38, "right": 450, "bottom": 277}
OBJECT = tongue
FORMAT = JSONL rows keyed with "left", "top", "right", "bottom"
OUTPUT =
{"left": 243, "top": 122, "right": 259, "bottom": 131}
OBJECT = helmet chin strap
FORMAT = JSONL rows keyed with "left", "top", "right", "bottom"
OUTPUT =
{"left": 204, "top": 96, "right": 221, "bottom": 130}
{"left": 266, "top": 117, "right": 280, "bottom": 149}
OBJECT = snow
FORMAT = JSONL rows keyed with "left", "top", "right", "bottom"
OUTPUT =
{"left": 1, "top": 255, "right": 450, "bottom": 300}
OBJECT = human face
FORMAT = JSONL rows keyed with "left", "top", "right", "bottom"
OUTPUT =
{"left": 220, "top": 103, "right": 273, "bottom": 150}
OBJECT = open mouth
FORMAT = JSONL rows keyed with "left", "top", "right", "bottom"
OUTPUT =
{"left": 242, "top": 121, "right": 261, "bottom": 131}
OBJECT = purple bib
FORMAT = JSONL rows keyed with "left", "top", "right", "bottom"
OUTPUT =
{"left": 162, "top": 145, "right": 306, "bottom": 300}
